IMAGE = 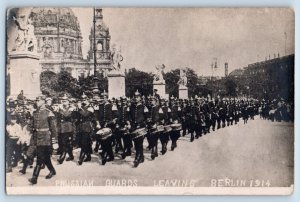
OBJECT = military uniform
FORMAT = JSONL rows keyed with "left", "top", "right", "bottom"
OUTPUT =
{"left": 95, "top": 96, "right": 116, "bottom": 165}
{"left": 146, "top": 97, "right": 161, "bottom": 160}
{"left": 130, "top": 90, "right": 147, "bottom": 167}
{"left": 56, "top": 97, "right": 75, "bottom": 164}
{"left": 169, "top": 99, "right": 182, "bottom": 150}
{"left": 75, "top": 102, "right": 94, "bottom": 165}
{"left": 116, "top": 97, "right": 132, "bottom": 159}
{"left": 159, "top": 100, "right": 171, "bottom": 155}
{"left": 29, "top": 96, "right": 57, "bottom": 185}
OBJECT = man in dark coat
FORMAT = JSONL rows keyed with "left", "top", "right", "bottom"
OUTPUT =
{"left": 28, "top": 96, "right": 57, "bottom": 185}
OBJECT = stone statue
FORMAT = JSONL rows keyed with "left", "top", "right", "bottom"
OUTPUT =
{"left": 12, "top": 11, "right": 37, "bottom": 53}
{"left": 153, "top": 64, "right": 165, "bottom": 82}
{"left": 13, "top": 10, "right": 37, "bottom": 52}
{"left": 178, "top": 68, "right": 188, "bottom": 86}
{"left": 111, "top": 44, "right": 123, "bottom": 72}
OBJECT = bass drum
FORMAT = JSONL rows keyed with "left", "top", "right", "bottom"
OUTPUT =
{"left": 131, "top": 128, "right": 147, "bottom": 139}
{"left": 163, "top": 125, "right": 172, "bottom": 133}
{"left": 96, "top": 128, "right": 112, "bottom": 140}
{"left": 157, "top": 125, "right": 165, "bottom": 133}
{"left": 170, "top": 123, "right": 182, "bottom": 131}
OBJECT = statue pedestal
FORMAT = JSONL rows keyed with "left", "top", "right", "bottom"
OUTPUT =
{"left": 8, "top": 51, "right": 41, "bottom": 99}
{"left": 153, "top": 80, "right": 166, "bottom": 99}
{"left": 179, "top": 85, "right": 188, "bottom": 99}
{"left": 107, "top": 71, "right": 125, "bottom": 99}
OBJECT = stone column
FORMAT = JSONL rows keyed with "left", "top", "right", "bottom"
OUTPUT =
{"left": 153, "top": 80, "right": 166, "bottom": 99}
{"left": 179, "top": 84, "right": 188, "bottom": 99}
{"left": 107, "top": 70, "right": 125, "bottom": 99}
{"left": 8, "top": 51, "right": 41, "bottom": 99}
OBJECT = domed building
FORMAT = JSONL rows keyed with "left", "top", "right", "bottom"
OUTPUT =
{"left": 30, "top": 8, "right": 112, "bottom": 78}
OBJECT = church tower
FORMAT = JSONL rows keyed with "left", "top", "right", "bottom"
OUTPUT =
{"left": 225, "top": 62, "right": 228, "bottom": 77}
{"left": 88, "top": 8, "right": 112, "bottom": 73}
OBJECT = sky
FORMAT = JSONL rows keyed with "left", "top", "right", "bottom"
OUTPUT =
{"left": 53, "top": 8, "right": 295, "bottom": 76}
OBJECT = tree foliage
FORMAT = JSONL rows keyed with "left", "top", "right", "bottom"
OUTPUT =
{"left": 125, "top": 68, "right": 153, "bottom": 97}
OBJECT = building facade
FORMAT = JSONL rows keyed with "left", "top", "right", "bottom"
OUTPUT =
{"left": 30, "top": 8, "right": 112, "bottom": 79}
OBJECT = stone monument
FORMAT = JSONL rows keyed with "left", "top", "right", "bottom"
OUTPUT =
{"left": 107, "top": 45, "right": 125, "bottom": 99}
{"left": 8, "top": 8, "right": 41, "bottom": 99}
{"left": 178, "top": 68, "right": 188, "bottom": 99}
{"left": 153, "top": 64, "right": 166, "bottom": 99}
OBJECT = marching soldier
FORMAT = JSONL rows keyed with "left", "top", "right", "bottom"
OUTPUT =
{"left": 181, "top": 99, "right": 189, "bottom": 137}
{"left": 189, "top": 98, "right": 198, "bottom": 142}
{"left": 146, "top": 96, "right": 161, "bottom": 160}
{"left": 56, "top": 94, "right": 75, "bottom": 164}
{"left": 75, "top": 93, "right": 94, "bottom": 165}
{"left": 130, "top": 90, "right": 148, "bottom": 167}
{"left": 169, "top": 96, "right": 182, "bottom": 150}
{"left": 28, "top": 96, "right": 57, "bottom": 185}
{"left": 116, "top": 96, "right": 132, "bottom": 159}
{"left": 159, "top": 98, "right": 171, "bottom": 155}
{"left": 95, "top": 91, "right": 116, "bottom": 165}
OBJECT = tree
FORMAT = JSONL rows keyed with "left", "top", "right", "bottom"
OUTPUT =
{"left": 40, "top": 71, "right": 58, "bottom": 97}
{"left": 164, "top": 69, "right": 180, "bottom": 98}
{"left": 78, "top": 71, "right": 108, "bottom": 98}
{"left": 54, "top": 71, "right": 79, "bottom": 97}
{"left": 125, "top": 68, "right": 153, "bottom": 97}
{"left": 224, "top": 78, "right": 237, "bottom": 97}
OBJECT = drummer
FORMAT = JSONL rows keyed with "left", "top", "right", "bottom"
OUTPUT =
{"left": 159, "top": 98, "right": 171, "bottom": 155}
{"left": 116, "top": 96, "right": 132, "bottom": 160}
{"left": 169, "top": 96, "right": 182, "bottom": 151}
{"left": 146, "top": 96, "right": 161, "bottom": 160}
{"left": 95, "top": 91, "right": 116, "bottom": 165}
{"left": 130, "top": 90, "right": 148, "bottom": 167}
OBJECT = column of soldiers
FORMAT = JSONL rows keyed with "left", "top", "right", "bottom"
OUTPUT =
{"left": 6, "top": 90, "right": 293, "bottom": 185}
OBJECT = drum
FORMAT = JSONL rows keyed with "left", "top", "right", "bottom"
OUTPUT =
{"left": 96, "top": 128, "right": 112, "bottom": 140}
{"left": 131, "top": 128, "right": 147, "bottom": 139}
{"left": 170, "top": 123, "right": 182, "bottom": 131}
{"left": 164, "top": 125, "right": 172, "bottom": 133}
{"left": 119, "top": 127, "right": 129, "bottom": 135}
{"left": 157, "top": 125, "right": 165, "bottom": 133}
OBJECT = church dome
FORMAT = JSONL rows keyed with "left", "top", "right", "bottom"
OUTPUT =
{"left": 30, "top": 8, "right": 81, "bottom": 37}
{"left": 29, "top": 8, "right": 84, "bottom": 60}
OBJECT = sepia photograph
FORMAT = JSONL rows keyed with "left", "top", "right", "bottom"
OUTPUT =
{"left": 5, "top": 7, "right": 294, "bottom": 195}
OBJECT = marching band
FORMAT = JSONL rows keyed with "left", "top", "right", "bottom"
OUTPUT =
{"left": 6, "top": 90, "right": 293, "bottom": 185}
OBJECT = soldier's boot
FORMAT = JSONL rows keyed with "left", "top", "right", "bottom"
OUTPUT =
{"left": 121, "top": 147, "right": 127, "bottom": 159}
{"left": 195, "top": 131, "right": 200, "bottom": 139}
{"left": 151, "top": 147, "right": 156, "bottom": 160}
{"left": 78, "top": 151, "right": 85, "bottom": 166}
{"left": 139, "top": 148, "right": 145, "bottom": 163}
{"left": 115, "top": 138, "right": 123, "bottom": 154}
{"left": 101, "top": 150, "right": 108, "bottom": 165}
{"left": 161, "top": 143, "right": 167, "bottom": 155}
{"left": 190, "top": 133, "right": 195, "bottom": 142}
{"left": 84, "top": 154, "right": 91, "bottom": 162}
{"left": 171, "top": 140, "right": 176, "bottom": 151}
{"left": 45, "top": 169, "right": 56, "bottom": 179}
{"left": 107, "top": 146, "right": 115, "bottom": 162}
{"left": 28, "top": 165, "right": 41, "bottom": 185}
{"left": 19, "top": 157, "right": 30, "bottom": 174}
{"left": 133, "top": 151, "right": 140, "bottom": 167}
{"left": 94, "top": 141, "right": 100, "bottom": 153}
{"left": 41, "top": 163, "right": 45, "bottom": 169}
{"left": 154, "top": 145, "right": 158, "bottom": 157}
{"left": 66, "top": 148, "right": 74, "bottom": 161}
{"left": 57, "top": 152, "right": 66, "bottom": 164}
{"left": 182, "top": 129, "right": 186, "bottom": 137}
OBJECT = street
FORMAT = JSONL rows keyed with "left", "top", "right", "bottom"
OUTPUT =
{"left": 6, "top": 117, "right": 294, "bottom": 188}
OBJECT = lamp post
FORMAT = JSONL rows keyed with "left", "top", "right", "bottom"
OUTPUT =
{"left": 92, "top": 7, "right": 100, "bottom": 99}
